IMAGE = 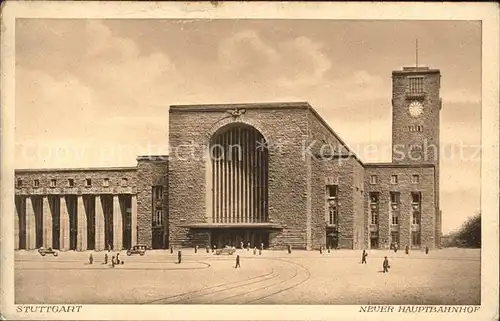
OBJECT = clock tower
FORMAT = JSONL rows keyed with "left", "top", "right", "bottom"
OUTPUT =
{"left": 391, "top": 66, "right": 441, "bottom": 164}
{"left": 391, "top": 65, "right": 442, "bottom": 248}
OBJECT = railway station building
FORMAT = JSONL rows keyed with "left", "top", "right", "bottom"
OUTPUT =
{"left": 14, "top": 66, "right": 442, "bottom": 251}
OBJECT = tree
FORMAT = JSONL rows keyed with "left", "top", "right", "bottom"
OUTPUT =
{"left": 454, "top": 212, "right": 481, "bottom": 248}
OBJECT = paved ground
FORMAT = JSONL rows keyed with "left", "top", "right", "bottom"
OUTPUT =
{"left": 15, "top": 248, "right": 480, "bottom": 305}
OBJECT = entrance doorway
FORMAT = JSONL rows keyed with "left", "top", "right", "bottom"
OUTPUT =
{"left": 326, "top": 232, "right": 338, "bottom": 249}
{"left": 16, "top": 196, "right": 27, "bottom": 250}
{"left": 211, "top": 229, "right": 269, "bottom": 249}
{"left": 66, "top": 196, "right": 78, "bottom": 250}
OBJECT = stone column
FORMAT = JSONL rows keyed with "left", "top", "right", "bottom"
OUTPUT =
{"left": 14, "top": 196, "right": 20, "bottom": 250}
{"left": 26, "top": 196, "right": 36, "bottom": 250}
{"left": 59, "top": 196, "right": 70, "bottom": 251}
{"left": 131, "top": 195, "right": 137, "bottom": 246}
{"left": 42, "top": 196, "right": 53, "bottom": 248}
{"left": 95, "top": 196, "right": 105, "bottom": 251}
{"left": 77, "top": 195, "right": 87, "bottom": 251}
{"left": 113, "top": 195, "right": 123, "bottom": 250}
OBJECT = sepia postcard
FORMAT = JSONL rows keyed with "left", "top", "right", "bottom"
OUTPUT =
{"left": 1, "top": 1, "right": 498, "bottom": 320}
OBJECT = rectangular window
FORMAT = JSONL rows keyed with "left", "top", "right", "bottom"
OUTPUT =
{"left": 408, "top": 76, "right": 424, "bottom": 94}
{"left": 390, "top": 192, "right": 400, "bottom": 204}
{"left": 103, "top": 178, "right": 109, "bottom": 187}
{"left": 121, "top": 178, "right": 128, "bottom": 187}
{"left": 370, "top": 192, "right": 379, "bottom": 225}
{"left": 392, "top": 214, "right": 399, "bottom": 225}
{"left": 327, "top": 185, "right": 338, "bottom": 199}
{"left": 50, "top": 179, "right": 57, "bottom": 188}
{"left": 411, "top": 175, "right": 420, "bottom": 184}
{"left": 33, "top": 179, "right": 40, "bottom": 188}
{"left": 16, "top": 179, "right": 22, "bottom": 188}
{"left": 412, "top": 212, "right": 420, "bottom": 225}
{"left": 412, "top": 192, "right": 421, "bottom": 203}
{"left": 329, "top": 206, "right": 338, "bottom": 225}
{"left": 370, "top": 175, "right": 377, "bottom": 184}
{"left": 68, "top": 178, "right": 74, "bottom": 187}
{"left": 85, "top": 178, "right": 92, "bottom": 187}
{"left": 391, "top": 175, "right": 398, "bottom": 184}
{"left": 153, "top": 209, "right": 163, "bottom": 227}
{"left": 153, "top": 186, "right": 163, "bottom": 201}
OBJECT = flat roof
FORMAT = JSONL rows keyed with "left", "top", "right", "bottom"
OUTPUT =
{"left": 393, "top": 66, "right": 440, "bottom": 75}
{"left": 170, "top": 101, "right": 311, "bottom": 112}
{"left": 365, "top": 162, "right": 435, "bottom": 169}
{"left": 15, "top": 167, "right": 137, "bottom": 173}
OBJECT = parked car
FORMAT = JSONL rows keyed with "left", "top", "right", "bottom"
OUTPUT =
{"left": 216, "top": 246, "right": 236, "bottom": 255}
{"left": 38, "top": 247, "right": 58, "bottom": 257}
{"left": 126, "top": 244, "right": 147, "bottom": 256}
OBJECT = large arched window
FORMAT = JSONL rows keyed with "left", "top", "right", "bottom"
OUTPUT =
{"left": 209, "top": 123, "right": 268, "bottom": 224}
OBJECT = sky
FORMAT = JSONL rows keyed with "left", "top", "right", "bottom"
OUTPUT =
{"left": 15, "top": 19, "right": 481, "bottom": 234}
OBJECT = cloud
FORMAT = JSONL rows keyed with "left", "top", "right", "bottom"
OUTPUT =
{"left": 218, "top": 30, "right": 332, "bottom": 89}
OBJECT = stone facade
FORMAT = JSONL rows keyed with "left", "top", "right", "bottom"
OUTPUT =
{"left": 13, "top": 66, "right": 442, "bottom": 251}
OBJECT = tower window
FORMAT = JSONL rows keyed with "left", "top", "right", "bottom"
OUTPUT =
{"left": 153, "top": 209, "right": 163, "bottom": 227}
{"left": 68, "top": 178, "right": 74, "bottom": 187}
{"left": 392, "top": 212, "right": 399, "bottom": 225}
{"left": 370, "top": 192, "right": 379, "bottom": 225}
{"left": 408, "top": 76, "right": 424, "bottom": 95}
{"left": 370, "top": 175, "right": 378, "bottom": 184}
{"left": 412, "top": 175, "right": 420, "bottom": 184}
{"left": 153, "top": 186, "right": 163, "bottom": 201}
{"left": 121, "top": 178, "right": 128, "bottom": 187}
{"left": 33, "top": 179, "right": 40, "bottom": 188}
{"left": 390, "top": 192, "right": 400, "bottom": 204}
{"left": 85, "top": 178, "right": 92, "bottom": 187}
{"left": 327, "top": 185, "right": 338, "bottom": 199}
{"left": 50, "top": 179, "right": 57, "bottom": 188}
{"left": 412, "top": 192, "right": 421, "bottom": 203}
{"left": 391, "top": 175, "right": 398, "bottom": 184}
{"left": 103, "top": 178, "right": 110, "bottom": 187}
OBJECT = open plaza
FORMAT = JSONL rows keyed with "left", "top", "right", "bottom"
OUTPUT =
{"left": 15, "top": 247, "right": 480, "bottom": 305}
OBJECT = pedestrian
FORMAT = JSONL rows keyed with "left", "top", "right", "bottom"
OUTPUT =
{"left": 212, "top": 244, "right": 216, "bottom": 253}
{"left": 327, "top": 245, "right": 330, "bottom": 253}
{"left": 287, "top": 244, "right": 292, "bottom": 254}
{"left": 405, "top": 244, "right": 409, "bottom": 255}
{"left": 195, "top": 245, "right": 198, "bottom": 254}
{"left": 260, "top": 242, "right": 264, "bottom": 251}
{"left": 253, "top": 247, "right": 257, "bottom": 255}
{"left": 206, "top": 245, "right": 210, "bottom": 253}
{"left": 111, "top": 256, "right": 116, "bottom": 268}
{"left": 425, "top": 246, "right": 429, "bottom": 255}
{"left": 259, "top": 247, "right": 262, "bottom": 255}
{"left": 240, "top": 241, "right": 244, "bottom": 250}
{"left": 104, "top": 253, "right": 108, "bottom": 265}
{"left": 319, "top": 246, "right": 323, "bottom": 254}
{"left": 170, "top": 246, "right": 173, "bottom": 254}
{"left": 234, "top": 255, "right": 241, "bottom": 268}
{"left": 89, "top": 253, "right": 93, "bottom": 265}
{"left": 394, "top": 243, "right": 398, "bottom": 253}
{"left": 383, "top": 256, "right": 390, "bottom": 273}
{"left": 116, "top": 253, "right": 120, "bottom": 265}
{"left": 177, "top": 250, "right": 182, "bottom": 264}
{"left": 108, "top": 243, "right": 111, "bottom": 252}
{"left": 247, "top": 242, "right": 250, "bottom": 251}
{"left": 361, "top": 250, "right": 368, "bottom": 264}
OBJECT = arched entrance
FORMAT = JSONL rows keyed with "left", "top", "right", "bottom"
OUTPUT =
{"left": 208, "top": 123, "right": 270, "bottom": 248}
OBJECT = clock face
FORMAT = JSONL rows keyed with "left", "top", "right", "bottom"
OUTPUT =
{"left": 409, "top": 101, "right": 423, "bottom": 117}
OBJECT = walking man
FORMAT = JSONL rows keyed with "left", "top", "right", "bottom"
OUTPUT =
{"left": 247, "top": 242, "right": 251, "bottom": 251}
{"left": 195, "top": 245, "right": 198, "bottom": 254}
{"left": 287, "top": 244, "right": 292, "bottom": 254}
{"left": 383, "top": 256, "right": 390, "bottom": 273}
{"left": 178, "top": 250, "right": 182, "bottom": 264}
{"left": 116, "top": 253, "right": 120, "bottom": 265}
{"left": 170, "top": 246, "right": 173, "bottom": 254}
{"left": 405, "top": 244, "right": 409, "bottom": 255}
{"left": 111, "top": 256, "right": 116, "bottom": 268}
{"left": 206, "top": 245, "right": 210, "bottom": 253}
{"left": 89, "top": 253, "right": 93, "bottom": 265}
{"left": 319, "top": 246, "right": 323, "bottom": 254}
{"left": 361, "top": 250, "right": 368, "bottom": 264}
{"left": 425, "top": 245, "right": 429, "bottom": 255}
{"left": 104, "top": 253, "right": 108, "bottom": 265}
{"left": 212, "top": 244, "right": 216, "bottom": 253}
{"left": 235, "top": 255, "right": 241, "bottom": 268}
{"left": 253, "top": 247, "right": 257, "bottom": 255}
{"left": 394, "top": 243, "right": 398, "bottom": 253}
